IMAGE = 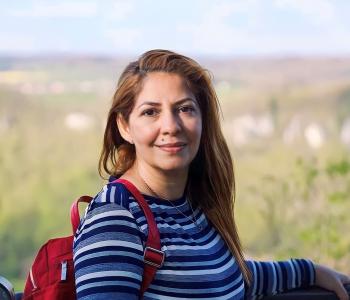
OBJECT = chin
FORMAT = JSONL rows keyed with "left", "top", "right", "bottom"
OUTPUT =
{"left": 155, "top": 160, "right": 190, "bottom": 173}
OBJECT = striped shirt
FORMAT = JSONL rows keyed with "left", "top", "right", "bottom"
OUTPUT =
{"left": 73, "top": 180, "right": 315, "bottom": 299}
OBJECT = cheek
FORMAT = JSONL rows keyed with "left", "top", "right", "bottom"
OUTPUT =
{"left": 187, "top": 119, "right": 202, "bottom": 149}
{"left": 130, "top": 124, "right": 157, "bottom": 145}
{"left": 193, "top": 118, "right": 202, "bottom": 140}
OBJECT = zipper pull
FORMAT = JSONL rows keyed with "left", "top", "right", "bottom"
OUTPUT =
{"left": 61, "top": 261, "right": 67, "bottom": 281}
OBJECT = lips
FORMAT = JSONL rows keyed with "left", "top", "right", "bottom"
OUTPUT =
{"left": 155, "top": 142, "right": 187, "bottom": 153}
{"left": 157, "top": 142, "right": 186, "bottom": 147}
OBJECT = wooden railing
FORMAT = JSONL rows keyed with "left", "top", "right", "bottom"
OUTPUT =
{"left": 263, "top": 285, "right": 350, "bottom": 299}
{"left": 10, "top": 285, "right": 350, "bottom": 300}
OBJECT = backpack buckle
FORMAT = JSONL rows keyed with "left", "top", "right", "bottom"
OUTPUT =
{"left": 143, "top": 246, "right": 165, "bottom": 268}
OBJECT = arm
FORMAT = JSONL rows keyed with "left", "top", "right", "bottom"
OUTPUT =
{"left": 73, "top": 202, "right": 144, "bottom": 300}
{"left": 313, "top": 263, "right": 350, "bottom": 300}
{"left": 245, "top": 258, "right": 315, "bottom": 299}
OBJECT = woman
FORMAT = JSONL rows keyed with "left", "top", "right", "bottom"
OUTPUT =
{"left": 73, "top": 49, "right": 350, "bottom": 300}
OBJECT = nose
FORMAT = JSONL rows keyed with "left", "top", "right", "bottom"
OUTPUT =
{"left": 160, "top": 110, "right": 181, "bottom": 135}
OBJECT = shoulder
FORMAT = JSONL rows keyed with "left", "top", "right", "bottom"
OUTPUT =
{"left": 74, "top": 181, "right": 142, "bottom": 238}
{"left": 94, "top": 181, "right": 132, "bottom": 208}
{"left": 91, "top": 180, "right": 148, "bottom": 224}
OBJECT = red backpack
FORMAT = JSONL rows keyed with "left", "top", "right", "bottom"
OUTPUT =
{"left": 22, "top": 179, "right": 165, "bottom": 300}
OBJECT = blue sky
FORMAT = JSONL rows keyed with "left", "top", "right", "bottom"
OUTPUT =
{"left": 1, "top": 0, "right": 350, "bottom": 57}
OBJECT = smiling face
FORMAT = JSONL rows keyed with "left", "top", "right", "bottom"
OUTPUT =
{"left": 117, "top": 72, "right": 202, "bottom": 175}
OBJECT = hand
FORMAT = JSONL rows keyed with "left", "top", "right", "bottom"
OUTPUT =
{"left": 315, "top": 263, "right": 350, "bottom": 300}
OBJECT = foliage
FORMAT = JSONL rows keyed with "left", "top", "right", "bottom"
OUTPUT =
{"left": 237, "top": 153, "right": 350, "bottom": 272}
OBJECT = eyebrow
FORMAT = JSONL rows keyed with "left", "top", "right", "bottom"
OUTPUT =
{"left": 137, "top": 97, "right": 197, "bottom": 109}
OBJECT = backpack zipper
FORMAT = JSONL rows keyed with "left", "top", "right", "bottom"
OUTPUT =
{"left": 29, "top": 267, "right": 38, "bottom": 290}
{"left": 61, "top": 260, "right": 67, "bottom": 281}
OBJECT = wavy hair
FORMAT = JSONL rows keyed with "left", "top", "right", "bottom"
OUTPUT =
{"left": 99, "top": 49, "right": 252, "bottom": 284}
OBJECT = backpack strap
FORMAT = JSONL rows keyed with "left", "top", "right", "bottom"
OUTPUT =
{"left": 70, "top": 195, "right": 93, "bottom": 234}
{"left": 114, "top": 179, "right": 164, "bottom": 297}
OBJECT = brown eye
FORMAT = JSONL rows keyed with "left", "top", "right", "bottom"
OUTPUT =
{"left": 142, "top": 108, "right": 158, "bottom": 116}
{"left": 179, "top": 106, "right": 195, "bottom": 113}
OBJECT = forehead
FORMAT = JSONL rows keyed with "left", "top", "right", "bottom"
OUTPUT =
{"left": 135, "top": 72, "right": 195, "bottom": 103}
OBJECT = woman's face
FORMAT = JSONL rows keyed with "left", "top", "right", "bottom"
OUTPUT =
{"left": 120, "top": 72, "right": 202, "bottom": 174}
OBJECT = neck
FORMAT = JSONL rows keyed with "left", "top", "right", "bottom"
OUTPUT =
{"left": 122, "top": 162, "right": 188, "bottom": 201}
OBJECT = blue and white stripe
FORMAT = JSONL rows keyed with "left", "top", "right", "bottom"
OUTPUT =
{"left": 73, "top": 181, "right": 315, "bottom": 300}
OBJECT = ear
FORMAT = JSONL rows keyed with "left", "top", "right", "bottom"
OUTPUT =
{"left": 116, "top": 114, "right": 133, "bottom": 144}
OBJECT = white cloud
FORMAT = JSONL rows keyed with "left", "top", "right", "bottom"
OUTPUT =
{"left": 107, "top": 0, "right": 135, "bottom": 21}
{"left": 176, "top": 0, "right": 350, "bottom": 56}
{"left": 176, "top": 0, "right": 261, "bottom": 55}
{"left": 0, "top": 33, "right": 37, "bottom": 52}
{"left": 203, "top": 0, "right": 257, "bottom": 19}
{"left": 274, "top": 0, "right": 336, "bottom": 25}
{"left": 198, "top": 0, "right": 260, "bottom": 23}
{"left": 104, "top": 28, "right": 142, "bottom": 50}
{"left": 3, "top": 0, "right": 350, "bottom": 55}
{"left": 10, "top": 2, "right": 97, "bottom": 18}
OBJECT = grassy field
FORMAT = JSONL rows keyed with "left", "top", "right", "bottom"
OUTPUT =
{"left": 0, "top": 55, "right": 349, "bottom": 289}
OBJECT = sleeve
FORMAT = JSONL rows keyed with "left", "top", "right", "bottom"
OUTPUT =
{"left": 245, "top": 258, "right": 316, "bottom": 300}
{"left": 73, "top": 202, "right": 144, "bottom": 300}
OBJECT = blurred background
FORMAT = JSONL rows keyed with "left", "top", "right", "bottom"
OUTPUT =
{"left": 1, "top": 0, "right": 350, "bottom": 291}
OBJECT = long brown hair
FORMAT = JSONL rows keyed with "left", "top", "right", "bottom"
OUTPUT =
{"left": 99, "top": 49, "right": 252, "bottom": 284}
